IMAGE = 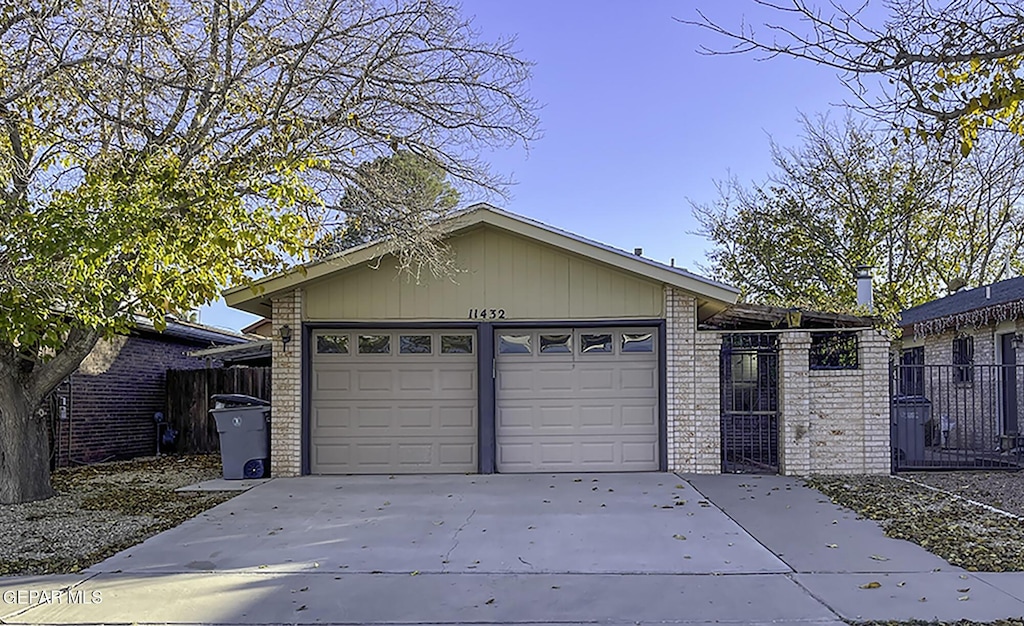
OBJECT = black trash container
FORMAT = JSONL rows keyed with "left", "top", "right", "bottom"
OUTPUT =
{"left": 210, "top": 394, "right": 271, "bottom": 479}
{"left": 892, "top": 395, "right": 930, "bottom": 465}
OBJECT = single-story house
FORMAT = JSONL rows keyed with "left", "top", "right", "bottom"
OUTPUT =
{"left": 49, "top": 318, "right": 250, "bottom": 467}
{"left": 224, "top": 204, "right": 891, "bottom": 477}
{"left": 896, "top": 277, "right": 1024, "bottom": 467}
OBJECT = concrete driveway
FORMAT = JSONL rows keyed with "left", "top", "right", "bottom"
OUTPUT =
{"left": 5, "top": 472, "right": 1024, "bottom": 624}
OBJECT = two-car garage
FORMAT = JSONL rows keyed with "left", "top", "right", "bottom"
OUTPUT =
{"left": 224, "top": 204, "right": 741, "bottom": 477}
{"left": 309, "top": 326, "right": 660, "bottom": 474}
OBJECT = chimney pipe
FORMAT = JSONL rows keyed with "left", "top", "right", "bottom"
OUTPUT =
{"left": 855, "top": 265, "right": 873, "bottom": 311}
{"left": 633, "top": 247, "right": 643, "bottom": 256}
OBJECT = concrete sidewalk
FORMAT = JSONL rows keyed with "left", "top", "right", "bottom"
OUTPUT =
{"left": 686, "top": 474, "right": 1024, "bottom": 623}
{"left": 2, "top": 472, "right": 1024, "bottom": 624}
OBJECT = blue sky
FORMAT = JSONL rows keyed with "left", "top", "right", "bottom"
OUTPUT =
{"left": 201, "top": 1, "right": 863, "bottom": 331}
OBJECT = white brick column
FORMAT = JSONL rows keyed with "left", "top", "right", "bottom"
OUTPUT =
{"left": 692, "top": 331, "right": 722, "bottom": 473}
{"left": 665, "top": 286, "right": 719, "bottom": 474}
{"left": 271, "top": 288, "right": 303, "bottom": 476}
{"left": 778, "top": 332, "right": 811, "bottom": 476}
{"left": 860, "top": 329, "right": 892, "bottom": 474}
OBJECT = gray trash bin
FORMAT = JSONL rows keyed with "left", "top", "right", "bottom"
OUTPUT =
{"left": 892, "top": 395, "right": 930, "bottom": 464}
{"left": 210, "top": 394, "right": 271, "bottom": 479}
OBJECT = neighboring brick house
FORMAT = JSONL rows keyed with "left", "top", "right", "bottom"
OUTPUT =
{"left": 895, "top": 277, "right": 1024, "bottom": 467}
{"left": 49, "top": 319, "right": 249, "bottom": 467}
{"left": 222, "top": 204, "right": 891, "bottom": 478}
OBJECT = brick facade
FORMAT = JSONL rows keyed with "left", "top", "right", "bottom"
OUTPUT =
{"left": 51, "top": 334, "right": 212, "bottom": 467}
{"left": 806, "top": 329, "right": 891, "bottom": 474}
{"left": 680, "top": 324, "right": 890, "bottom": 477}
{"left": 909, "top": 320, "right": 1024, "bottom": 450}
{"left": 271, "top": 284, "right": 891, "bottom": 477}
{"left": 271, "top": 288, "right": 303, "bottom": 476}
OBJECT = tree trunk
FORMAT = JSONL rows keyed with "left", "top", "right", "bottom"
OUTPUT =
{"left": 0, "top": 379, "right": 54, "bottom": 504}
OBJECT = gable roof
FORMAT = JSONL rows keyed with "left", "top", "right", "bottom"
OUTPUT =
{"left": 224, "top": 203, "right": 739, "bottom": 317}
{"left": 900, "top": 276, "right": 1024, "bottom": 336}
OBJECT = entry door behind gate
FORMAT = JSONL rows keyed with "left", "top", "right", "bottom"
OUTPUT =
{"left": 720, "top": 334, "right": 779, "bottom": 473}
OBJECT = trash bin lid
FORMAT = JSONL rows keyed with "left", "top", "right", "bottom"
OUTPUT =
{"left": 210, "top": 394, "right": 270, "bottom": 407}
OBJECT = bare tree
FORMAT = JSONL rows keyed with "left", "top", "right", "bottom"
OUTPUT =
{"left": 0, "top": 0, "right": 538, "bottom": 502}
{"left": 683, "top": 1, "right": 1024, "bottom": 150}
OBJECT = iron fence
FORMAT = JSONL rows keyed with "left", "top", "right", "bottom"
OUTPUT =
{"left": 891, "top": 363, "right": 1024, "bottom": 471}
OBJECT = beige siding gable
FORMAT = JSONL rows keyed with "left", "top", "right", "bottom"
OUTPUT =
{"left": 304, "top": 226, "right": 665, "bottom": 321}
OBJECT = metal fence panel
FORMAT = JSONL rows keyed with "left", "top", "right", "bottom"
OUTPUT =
{"left": 891, "top": 363, "right": 1024, "bottom": 471}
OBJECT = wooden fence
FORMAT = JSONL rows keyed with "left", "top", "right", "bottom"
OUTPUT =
{"left": 166, "top": 366, "right": 271, "bottom": 454}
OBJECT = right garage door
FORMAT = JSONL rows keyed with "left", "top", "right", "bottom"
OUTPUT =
{"left": 495, "top": 327, "right": 659, "bottom": 472}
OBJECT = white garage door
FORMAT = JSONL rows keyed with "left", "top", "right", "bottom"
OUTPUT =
{"left": 310, "top": 330, "right": 477, "bottom": 474}
{"left": 495, "top": 327, "right": 660, "bottom": 472}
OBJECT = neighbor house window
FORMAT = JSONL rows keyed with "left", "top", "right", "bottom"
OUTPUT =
{"left": 898, "top": 346, "right": 925, "bottom": 396}
{"left": 809, "top": 332, "right": 859, "bottom": 369}
{"left": 953, "top": 335, "right": 974, "bottom": 384}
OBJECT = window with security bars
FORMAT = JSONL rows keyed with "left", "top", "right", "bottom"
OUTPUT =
{"left": 809, "top": 332, "right": 859, "bottom": 370}
{"left": 953, "top": 335, "right": 974, "bottom": 384}
{"left": 898, "top": 346, "right": 925, "bottom": 396}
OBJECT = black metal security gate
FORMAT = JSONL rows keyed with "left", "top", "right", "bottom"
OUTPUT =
{"left": 721, "top": 334, "right": 779, "bottom": 473}
{"left": 891, "top": 362, "right": 1024, "bottom": 471}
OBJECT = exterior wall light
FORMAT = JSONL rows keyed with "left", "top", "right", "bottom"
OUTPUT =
{"left": 280, "top": 324, "right": 293, "bottom": 352}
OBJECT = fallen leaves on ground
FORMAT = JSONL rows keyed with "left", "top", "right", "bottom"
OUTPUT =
{"left": 0, "top": 454, "right": 235, "bottom": 576}
{"left": 807, "top": 475, "right": 1024, "bottom": 572}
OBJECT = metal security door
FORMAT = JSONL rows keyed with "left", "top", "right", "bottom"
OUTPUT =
{"left": 720, "top": 334, "right": 779, "bottom": 473}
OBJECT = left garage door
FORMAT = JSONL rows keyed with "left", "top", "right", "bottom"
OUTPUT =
{"left": 310, "top": 330, "right": 478, "bottom": 474}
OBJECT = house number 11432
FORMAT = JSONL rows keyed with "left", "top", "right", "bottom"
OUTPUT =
{"left": 468, "top": 308, "right": 506, "bottom": 320}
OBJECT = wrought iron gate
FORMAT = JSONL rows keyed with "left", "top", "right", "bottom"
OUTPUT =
{"left": 721, "top": 334, "right": 779, "bottom": 473}
{"left": 891, "top": 361, "right": 1024, "bottom": 471}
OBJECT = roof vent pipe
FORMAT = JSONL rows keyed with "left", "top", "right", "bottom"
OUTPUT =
{"left": 634, "top": 247, "right": 643, "bottom": 256}
{"left": 855, "top": 265, "right": 873, "bottom": 312}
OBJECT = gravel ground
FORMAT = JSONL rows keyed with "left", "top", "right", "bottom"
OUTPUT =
{"left": 0, "top": 455, "right": 235, "bottom": 576}
{"left": 807, "top": 474, "right": 1024, "bottom": 572}
{"left": 908, "top": 471, "right": 1024, "bottom": 517}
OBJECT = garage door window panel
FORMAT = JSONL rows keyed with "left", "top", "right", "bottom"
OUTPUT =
{"left": 499, "top": 334, "right": 532, "bottom": 354}
{"left": 622, "top": 333, "right": 654, "bottom": 353}
{"left": 540, "top": 334, "right": 572, "bottom": 354}
{"left": 359, "top": 334, "right": 391, "bottom": 354}
{"left": 400, "top": 335, "right": 432, "bottom": 354}
{"left": 441, "top": 334, "right": 474, "bottom": 354}
{"left": 317, "top": 334, "right": 350, "bottom": 354}
{"left": 580, "top": 333, "right": 613, "bottom": 355}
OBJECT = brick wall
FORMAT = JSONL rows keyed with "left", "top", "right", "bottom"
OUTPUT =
{"left": 805, "top": 329, "right": 891, "bottom": 475}
{"left": 271, "top": 289, "right": 303, "bottom": 476}
{"left": 52, "top": 334, "right": 211, "bottom": 467}
{"left": 679, "top": 325, "right": 891, "bottom": 477}
{"left": 779, "top": 332, "right": 811, "bottom": 475}
{"left": 665, "top": 286, "right": 721, "bottom": 474}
